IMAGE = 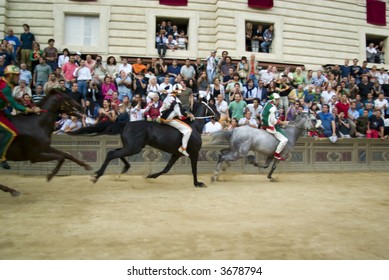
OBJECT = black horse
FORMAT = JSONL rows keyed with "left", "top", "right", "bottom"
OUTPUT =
{"left": 85, "top": 101, "right": 218, "bottom": 187}
{"left": 0, "top": 89, "right": 91, "bottom": 196}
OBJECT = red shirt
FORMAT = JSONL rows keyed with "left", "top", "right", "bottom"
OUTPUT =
{"left": 335, "top": 102, "right": 350, "bottom": 119}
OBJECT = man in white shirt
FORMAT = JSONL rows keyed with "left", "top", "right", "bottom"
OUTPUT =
{"left": 118, "top": 58, "right": 132, "bottom": 76}
{"left": 374, "top": 93, "right": 388, "bottom": 115}
{"left": 215, "top": 93, "right": 229, "bottom": 124}
{"left": 203, "top": 118, "right": 222, "bottom": 134}
{"left": 180, "top": 59, "right": 196, "bottom": 81}
{"left": 247, "top": 98, "right": 263, "bottom": 126}
{"left": 366, "top": 42, "right": 378, "bottom": 63}
{"left": 259, "top": 65, "right": 274, "bottom": 87}
{"left": 238, "top": 110, "right": 258, "bottom": 128}
{"left": 159, "top": 76, "right": 173, "bottom": 101}
{"left": 206, "top": 50, "right": 218, "bottom": 84}
{"left": 73, "top": 60, "right": 92, "bottom": 98}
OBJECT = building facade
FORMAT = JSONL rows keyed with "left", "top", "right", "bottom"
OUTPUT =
{"left": 0, "top": 0, "right": 388, "bottom": 70}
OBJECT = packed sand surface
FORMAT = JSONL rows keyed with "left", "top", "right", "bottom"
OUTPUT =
{"left": 0, "top": 172, "right": 388, "bottom": 260}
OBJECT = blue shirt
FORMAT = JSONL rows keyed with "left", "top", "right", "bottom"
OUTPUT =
{"left": 318, "top": 111, "right": 334, "bottom": 136}
{"left": 4, "top": 35, "right": 21, "bottom": 53}
{"left": 167, "top": 65, "right": 181, "bottom": 77}
{"left": 20, "top": 32, "right": 35, "bottom": 50}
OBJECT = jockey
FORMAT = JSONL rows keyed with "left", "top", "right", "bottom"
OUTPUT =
{"left": 0, "top": 65, "right": 41, "bottom": 169}
{"left": 159, "top": 84, "right": 194, "bottom": 157}
{"left": 261, "top": 93, "right": 289, "bottom": 160}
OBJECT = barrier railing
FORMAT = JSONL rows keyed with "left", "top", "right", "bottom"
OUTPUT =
{"left": 1, "top": 135, "right": 389, "bottom": 177}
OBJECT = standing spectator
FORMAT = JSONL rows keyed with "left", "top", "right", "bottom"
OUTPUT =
{"left": 177, "top": 80, "right": 194, "bottom": 112}
{"left": 43, "top": 72, "right": 59, "bottom": 94}
{"left": 243, "top": 79, "right": 259, "bottom": 104}
{"left": 29, "top": 42, "right": 42, "bottom": 74}
{"left": 203, "top": 118, "right": 223, "bottom": 134}
{"left": 132, "top": 58, "right": 147, "bottom": 75}
{"left": 4, "top": 27, "right": 20, "bottom": 57}
{"left": 336, "top": 111, "right": 351, "bottom": 138}
{"left": 144, "top": 92, "right": 162, "bottom": 121}
{"left": 259, "top": 65, "right": 274, "bottom": 87}
{"left": 292, "top": 67, "right": 305, "bottom": 87}
{"left": 84, "top": 55, "right": 96, "bottom": 73}
{"left": 69, "top": 82, "right": 85, "bottom": 108}
{"left": 257, "top": 80, "right": 268, "bottom": 105}
{"left": 176, "top": 29, "right": 188, "bottom": 50}
{"left": 206, "top": 50, "right": 218, "bottom": 84}
{"left": 367, "top": 110, "right": 385, "bottom": 139}
{"left": 101, "top": 76, "right": 117, "bottom": 100}
{"left": 247, "top": 98, "right": 263, "bottom": 126}
{"left": 375, "top": 40, "right": 385, "bottom": 64}
{"left": 116, "top": 70, "right": 132, "bottom": 101}
{"left": 159, "top": 76, "right": 172, "bottom": 101}
{"left": 93, "top": 55, "right": 106, "bottom": 82}
{"left": 58, "top": 48, "right": 70, "bottom": 69}
{"left": 245, "top": 22, "right": 253, "bottom": 51}
{"left": 318, "top": 104, "right": 336, "bottom": 138}
{"left": 19, "top": 63, "right": 32, "bottom": 86}
{"left": 251, "top": 25, "right": 264, "bottom": 53}
{"left": 357, "top": 75, "right": 374, "bottom": 102}
{"left": 73, "top": 60, "right": 92, "bottom": 98}
{"left": 366, "top": 42, "right": 377, "bottom": 63}
{"left": 61, "top": 55, "right": 77, "bottom": 89}
{"left": 19, "top": 24, "right": 35, "bottom": 70}
{"left": 209, "top": 77, "right": 225, "bottom": 101}
{"left": 180, "top": 59, "right": 196, "bottom": 82}
{"left": 33, "top": 57, "right": 52, "bottom": 88}
{"left": 340, "top": 59, "right": 351, "bottom": 80}
{"left": 311, "top": 70, "right": 328, "bottom": 89}
{"left": 146, "top": 76, "right": 160, "bottom": 101}
{"left": 43, "top": 39, "right": 58, "bottom": 71}
{"left": 349, "top": 58, "right": 362, "bottom": 84}
{"left": 32, "top": 84, "right": 46, "bottom": 105}
{"left": 247, "top": 54, "right": 259, "bottom": 87}
{"left": 261, "top": 25, "right": 274, "bottom": 53}
{"left": 215, "top": 93, "right": 229, "bottom": 124}
{"left": 193, "top": 57, "right": 204, "bottom": 80}
{"left": 133, "top": 72, "right": 147, "bottom": 99}
{"left": 118, "top": 58, "right": 132, "bottom": 76}
{"left": 155, "top": 58, "right": 168, "bottom": 84}
{"left": 156, "top": 29, "right": 167, "bottom": 58}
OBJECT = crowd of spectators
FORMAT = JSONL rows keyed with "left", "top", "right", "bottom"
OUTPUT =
{"left": 1, "top": 24, "right": 389, "bottom": 139}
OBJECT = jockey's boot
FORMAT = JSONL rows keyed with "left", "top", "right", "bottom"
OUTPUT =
{"left": 178, "top": 146, "right": 190, "bottom": 157}
{"left": 274, "top": 152, "right": 285, "bottom": 161}
{"left": 1, "top": 161, "right": 10, "bottom": 169}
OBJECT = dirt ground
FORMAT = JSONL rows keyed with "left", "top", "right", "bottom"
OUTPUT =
{"left": 0, "top": 172, "right": 388, "bottom": 260}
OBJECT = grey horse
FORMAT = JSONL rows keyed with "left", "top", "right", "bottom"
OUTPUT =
{"left": 210, "top": 113, "right": 315, "bottom": 181}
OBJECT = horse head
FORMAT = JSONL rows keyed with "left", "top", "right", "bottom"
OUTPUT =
{"left": 194, "top": 100, "right": 220, "bottom": 121}
{"left": 293, "top": 112, "right": 315, "bottom": 131}
{"left": 46, "top": 88, "right": 85, "bottom": 118}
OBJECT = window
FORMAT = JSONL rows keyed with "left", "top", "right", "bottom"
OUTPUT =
{"left": 245, "top": 21, "right": 274, "bottom": 53}
{"left": 65, "top": 15, "right": 99, "bottom": 46}
{"left": 365, "top": 34, "right": 386, "bottom": 64}
{"left": 155, "top": 17, "right": 189, "bottom": 51}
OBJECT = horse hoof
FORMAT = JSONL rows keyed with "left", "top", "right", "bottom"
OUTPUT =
{"left": 90, "top": 175, "right": 98, "bottom": 183}
{"left": 268, "top": 177, "right": 277, "bottom": 182}
{"left": 211, "top": 175, "right": 218, "bottom": 182}
{"left": 11, "top": 190, "right": 21, "bottom": 197}
{"left": 195, "top": 182, "right": 207, "bottom": 188}
{"left": 47, "top": 174, "right": 54, "bottom": 181}
{"left": 121, "top": 166, "right": 130, "bottom": 174}
{"left": 85, "top": 164, "right": 93, "bottom": 171}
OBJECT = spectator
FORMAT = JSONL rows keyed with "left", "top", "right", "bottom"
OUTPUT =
{"left": 13, "top": 79, "right": 32, "bottom": 100}
{"left": 197, "top": 70, "right": 210, "bottom": 100}
{"left": 222, "top": 67, "right": 235, "bottom": 87}
{"left": 101, "top": 76, "right": 117, "bottom": 100}
{"left": 180, "top": 58, "right": 196, "bottom": 82}
{"left": 318, "top": 104, "right": 336, "bottom": 138}
{"left": 133, "top": 72, "right": 147, "bottom": 100}
{"left": 155, "top": 58, "right": 168, "bottom": 84}
{"left": 19, "top": 63, "right": 32, "bottom": 86}
{"left": 146, "top": 76, "right": 159, "bottom": 101}
{"left": 220, "top": 56, "right": 234, "bottom": 78}
{"left": 73, "top": 60, "right": 92, "bottom": 98}
{"left": 33, "top": 57, "right": 52, "bottom": 88}
{"left": 43, "top": 72, "right": 59, "bottom": 95}
{"left": 118, "top": 58, "right": 132, "bottom": 76}
{"left": 340, "top": 59, "right": 351, "bottom": 79}
{"left": 243, "top": 79, "right": 259, "bottom": 104}
{"left": 336, "top": 111, "right": 351, "bottom": 138}
{"left": 236, "top": 56, "right": 249, "bottom": 84}
{"left": 167, "top": 59, "right": 181, "bottom": 85}
{"left": 292, "top": 67, "right": 305, "bottom": 87}
{"left": 156, "top": 29, "right": 168, "bottom": 58}
{"left": 209, "top": 77, "right": 225, "bottom": 100}
{"left": 366, "top": 42, "right": 377, "bottom": 63}
{"left": 178, "top": 80, "right": 194, "bottom": 112}
{"left": 367, "top": 110, "right": 385, "bottom": 139}
{"left": 375, "top": 40, "right": 385, "bottom": 64}
{"left": 311, "top": 70, "right": 328, "bottom": 89}
{"left": 203, "top": 118, "right": 223, "bottom": 134}
{"left": 225, "top": 74, "right": 243, "bottom": 100}
{"left": 144, "top": 92, "right": 162, "bottom": 121}
{"left": 286, "top": 101, "right": 300, "bottom": 121}
{"left": 320, "top": 84, "right": 336, "bottom": 105}
{"left": 259, "top": 65, "right": 274, "bottom": 87}
{"left": 257, "top": 80, "right": 268, "bottom": 105}
{"left": 86, "top": 81, "right": 103, "bottom": 108}
{"left": 349, "top": 58, "right": 362, "bottom": 84}
{"left": 61, "top": 55, "right": 77, "bottom": 89}
{"left": 245, "top": 22, "right": 253, "bottom": 51}
{"left": 84, "top": 55, "right": 96, "bottom": 72}
{"left": 215, "top": 93, "right": 229, "bottom": 124}
{"left": 246, "top": 54, "right": 259, "bottom": 87}
{"left": 4, "top": 27, "right": 20, "bottom": 56}
{"left": 116, "top": 70, "right": 132, "bottom": 101}
{"left": 166, "top": 34, "right": 178, "bottom": 53}
{"left": 176, "top": 29, "right": 188, "bottom": 50}
{"left": 355, "top": 109, "right": 369, "bottom": 137}
{"left": 159, "top": 76, "right": 173, "bottom": 101}
{"left": 19, "top": 24, "right": 35, "bottom": 70}
{"left": 246, "top": 98, "right": 263, "bottom": 126}
{"left": 251, "top": 25, "right": 264, "bottom": 53}
{"left": 105, "top": 56, "right": 119, "bottom": 78}
{"left": 227, "top": 118, "right": 238, "bottom": 130}
{"left": 228, "top": 92, "right": 247, "bottom": 121}
{"left": 32, "top": 84, "right": 46, "bottom": 105}
{"left": 83, "top": 99, "right": 99, "bottom": 126}
{"left": 357, "top": 75, "right": 374, "bottom": 102}
{"left": 69, "top": 82, "right": 85, "bottom": 108}
{"left": 261, "top": 25, "right": 274, "bottom": 53}
{"left": 132, "top": 58, "right": 147, "bottom": 75}
{"left": 206, "top": 50, "right": 218, "bottom": 84}
{"left": 93, "top": 55, "right": 106, "bottom": 82}
{"left": 194, "top": 57, "right": 205, "bottom": 80}
{"left": 43, "top": 39, "right": 58, "bottom": 71}
{"left": 58, "top": 48, "right": 70, "bottom": 69}
{"left": 129, "top": 94, "right": 147, "bottom": 121}
{"left": 374, "top": 93, "right": 388, "bottom": 115}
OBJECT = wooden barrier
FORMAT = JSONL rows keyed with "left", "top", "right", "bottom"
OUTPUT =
{"left": 1, "top": 135, "right": 389, "bottom": 177}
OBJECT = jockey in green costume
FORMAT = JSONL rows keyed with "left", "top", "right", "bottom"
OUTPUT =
{"left": 261, "top": 93, "right": 289, "bottom": 160}
{"left": 0, "top": 65, "right": 40, "bottom": 169}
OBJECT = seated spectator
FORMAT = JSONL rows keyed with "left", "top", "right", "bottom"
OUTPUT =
{"left": 243, "top": 79, "right": 259, "bottom": 104}
{"left": 261, "top": 25, "right": 274, "bottom": 53}
{"left": 355, "top": 109, "right": 369, "bottom": 137}
{"left": 243, "top": 104, "right": 260, "bottom": 128}
{"left": 110, "top": 92, "right": 121, "bottom": 113}
{"left": 146, "top": 76, "right": 160, "bottom": 101}
{"left": 226, "top": 118, "right": 238, "bottom": 130}
{"left": 286, "top": 101, "right": 300, "bottom": 121}
{"left": 155, "top": 58, "right": 168, "bottom": 84}
{"left": 20, "top": 93, "right": 36, "bottom": 110}
{"left": 13, "top": 79, "right": 32, "bottom": 100}
{"left": 58, "top": 48, "right": 70, "bottom": 69}
{"left": 83, "top": 99, "right": 99, "bottom": 126}
{"left": 159, "top": 76, "right": 173, "bottom": 101}
{"left": 101, "top": 76, "right": 117, "bottom": 100}
{"left": 225, "top": 73, "right": 243, "bottom": 97}
{"left": 311, "top": 70, "right": 328, "bottom": 90}
{"left": 367, "top": 110, "right": 385, "bottom": 139}
{"left": 374, "top": 93, "right": 388, "bottom": 115}
{"left": 86, "top": 81, "right": 103, "bottom": 108}
{"left": 292, "top": 67, "right": 305, "bottom": 87}
{"left": 222, "top": 67, "right": 235, "bottom": 87}
{"left": 220, "top": 56, "right": 234, "bottom": 78}
{"left": 166, "top": 34, "right": 178, "bottom": 53}
{"left": 259, "top": 65, "right": 274, "bottom": 87}
{"left": 336, "top": 111, "right": 351, "bottom": 138}
{"left": 85, "top": 55, "right": 96, "bottom": 72}
{"left": 144, "top": 92, "right": 162, "bottom": 121}
{"left": 63, "top": 116, "right": 82, "bottom": 133}
{"left": 203, "top": 118, "right": 223, "bottom": 134}
{"left": 133, "top": 72, "right": 147, "bottom": 100}
{"left": 43, "top": 72, "right": 59, "bottom": 95}
{"left": 178, "top": 80, "right": 194, "bottom": 112}
{"left": 180, "top": 58, "right": 196, "bottom": 82}
{"left": 54, "top": 113, "right": 72, "bottom": 134}
{"left": 209, "top": 77, "right": 225, "bottom": 101}
{"left": 129, "top": 94, "right": 147, "bottom": 121}
{"left": 197, "top": 71, "right": 210, "bottom": 101}
{"left": 32, "top": 84, "right": 46, "bottom": 105}
{"left": 318, "top": 104, "right": 336, "bottom": 138}
{"left": 215, "top": 93, "right": 229, "bottom": 124}
{"left": 132, "top": 58, "right": 147, "bottom": 75}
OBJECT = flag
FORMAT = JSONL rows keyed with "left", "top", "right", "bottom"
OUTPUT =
{"left": 248, "top": 0, "right": 274, "bottom": 9}
{"left": 160, "top": 0, "right": 188, "bottom": 6}
{"left": 366, "top": 0, "right": 386, "bottom": 26}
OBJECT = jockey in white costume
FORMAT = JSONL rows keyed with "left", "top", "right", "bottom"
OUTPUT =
{"left": 159, "top": 84, "right": 194, "bottom": 157}
{"left": 261, "top": 93, "right": 289, "bottom": 160}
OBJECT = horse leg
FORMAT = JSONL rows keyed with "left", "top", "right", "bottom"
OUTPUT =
{"left": 93, "top": 147, "right": 137, "bottom": 183}
{"left": 189, "top": 152, "right": 205, "bottom": 188}
{"left": 120, "top": 157, "right": 131, "bottom": 174}
{"left": 267, "top": 159, "right": 280, "bottom": 182}
{"left": 146, "top": 154, "right": 180, "bottom": 179}
{"left": 248, "top": 155, "right": 273, "bottom": 169}
{"left": 212, "top": 150, "right": 240, "bottom": 182}
{"left": 0, "top": 184, "right": 21, "bottom": 197}
{"left": 47, "top": 147, "right": 92, "bottom": 171}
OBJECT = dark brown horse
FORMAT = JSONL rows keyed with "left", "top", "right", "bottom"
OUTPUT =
{"left": 0, "top": 89, "right": 91, "bottom": 196}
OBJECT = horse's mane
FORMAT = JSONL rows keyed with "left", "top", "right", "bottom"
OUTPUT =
{"left": 37, "top": 88, "right": 64, "bottom": 106}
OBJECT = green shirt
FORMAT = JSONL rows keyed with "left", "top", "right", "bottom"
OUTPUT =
{"left": 228, "top": 100, "right": 247, "bottom": 120}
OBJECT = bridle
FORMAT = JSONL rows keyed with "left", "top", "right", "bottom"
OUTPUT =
{"left": 193, "top": 101, "right": 217, "bottom": 120}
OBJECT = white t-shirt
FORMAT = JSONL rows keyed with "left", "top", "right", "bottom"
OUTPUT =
{"left": 374, "top": 98, "right": 388, "bottom": 114}
{"left": 203, "top": 121, "right": 222, "bottom": 134}
{"left": 321, "top": 90, "right": 336, "bottom": 105}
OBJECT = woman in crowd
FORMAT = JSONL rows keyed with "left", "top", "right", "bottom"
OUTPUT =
{"left": 58, "top": 48, "right": 69, "bottom": 69}
{"left": 105, "top": 56, "right": 118, "bottom": 78}
{"left": 101, "top": 76, "right": 117, "bottom": 100}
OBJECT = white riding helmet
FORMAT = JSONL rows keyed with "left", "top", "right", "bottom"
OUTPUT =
{"left": 172, "top": 84, "right": 183, "bottom": 94}
{"left": 147, "top": 92, "right": 159, "bottom": 100}
{"left": 272, "top": 93, "right": 280, "bottom": 99}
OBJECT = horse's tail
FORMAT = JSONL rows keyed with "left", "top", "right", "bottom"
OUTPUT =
{"left": 210, "top": 130, "right": 233, "bottom": 144}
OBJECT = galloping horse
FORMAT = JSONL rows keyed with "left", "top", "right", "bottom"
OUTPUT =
{"left": 83, "top": 101, "right": 218, "bottom": 187}
{"left": 0, "top": 89, "right": 91, "bottom": 196}
{"left": 211, "top": 113, "right": 315, "bottom": 182}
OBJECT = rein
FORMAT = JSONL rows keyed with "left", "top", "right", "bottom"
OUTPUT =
{"left": 193, "top": 101, "right": 217, "bottom": 120}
